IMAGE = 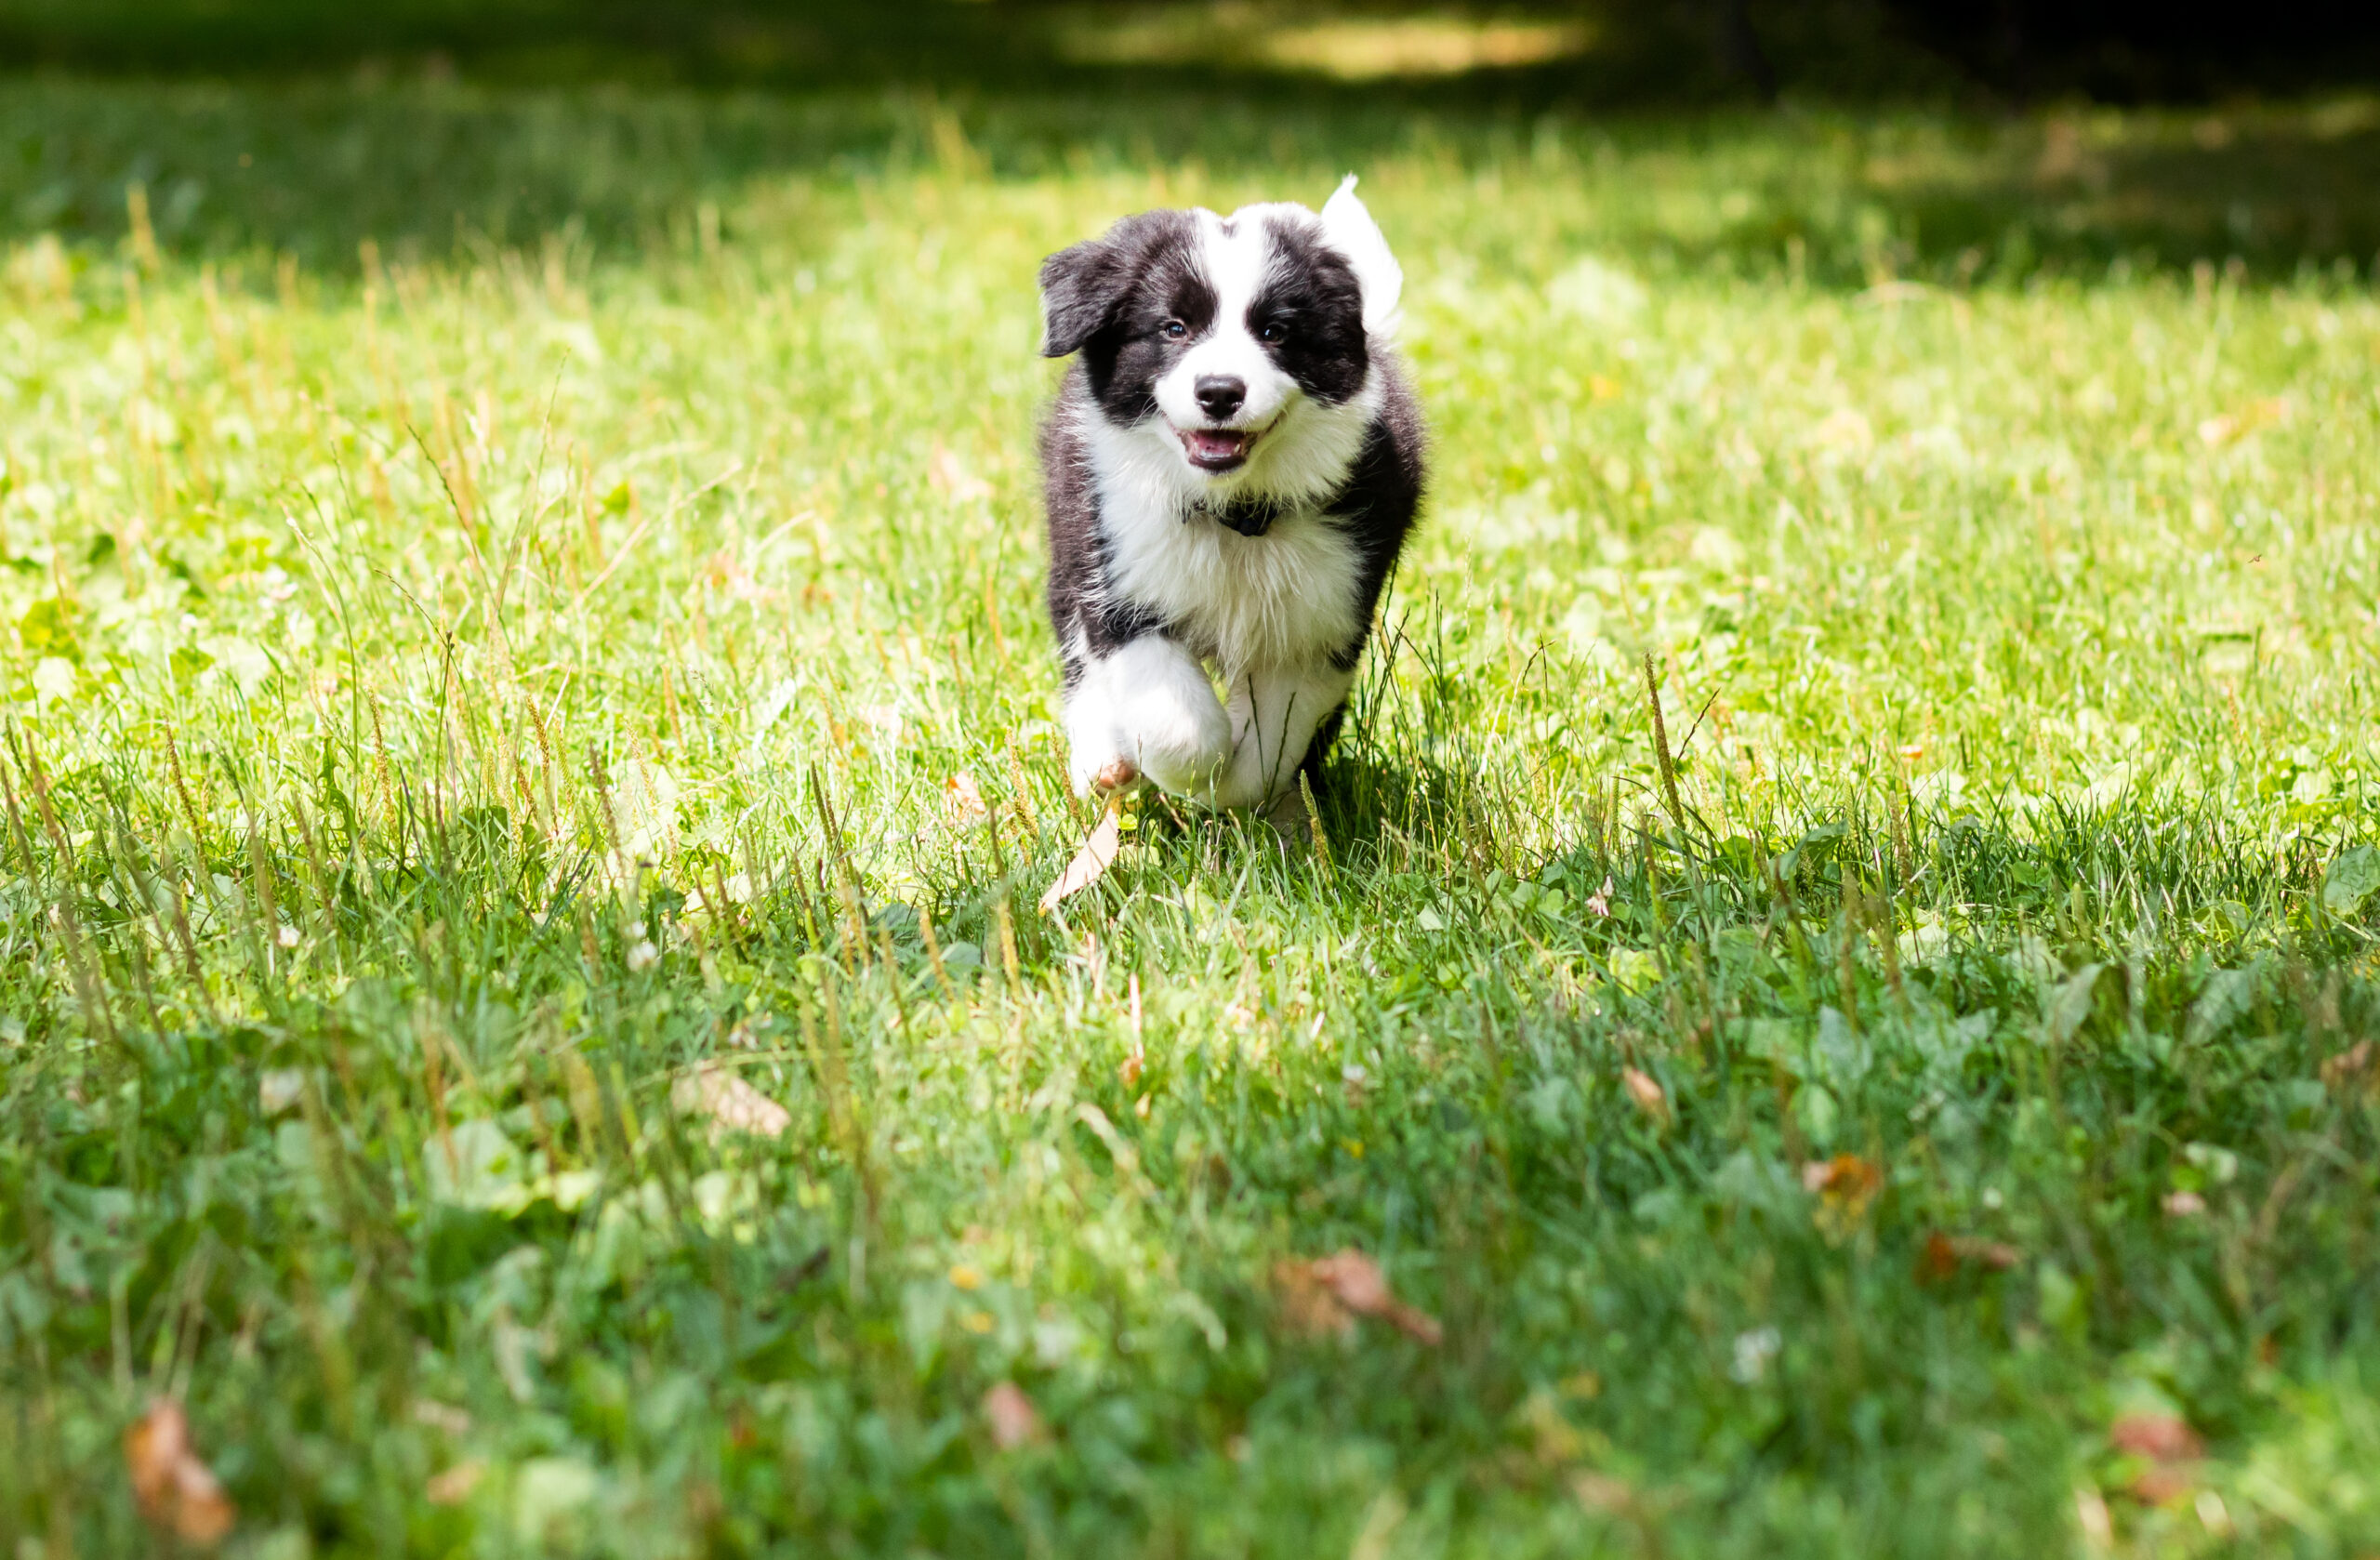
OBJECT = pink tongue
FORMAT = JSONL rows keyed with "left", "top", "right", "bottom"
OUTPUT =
{"left": 1190, "top": 431, "right": 1247, "bottom": 458}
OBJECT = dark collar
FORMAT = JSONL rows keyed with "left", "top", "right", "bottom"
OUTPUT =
{"left": 1193, "top": 492, "right": 1290, "bottom": 538}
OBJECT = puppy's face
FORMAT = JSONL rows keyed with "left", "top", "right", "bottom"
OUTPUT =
{"left": 1040, "top": 182, "right": 1401, "bottom": 485}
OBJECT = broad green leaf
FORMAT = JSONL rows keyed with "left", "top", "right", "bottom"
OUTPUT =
{"left": 2043, "top": 963, "right": 2108, "bottom": 1046}
{"left": 2321, "top": 845, "right": 2380, "bottom": 918}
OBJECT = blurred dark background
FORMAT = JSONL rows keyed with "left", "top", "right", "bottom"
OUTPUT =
{"left": 1, "top": 3, "right": 2374, "bottom": 282}
{"left": 3, "top": 1, "right": 2375, "bottom": 106}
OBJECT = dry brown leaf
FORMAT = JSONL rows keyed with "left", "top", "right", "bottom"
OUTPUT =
{"left": 983, "top": 1381, "right": 1043, "bottom": 1449}
{"left": 1274, "top": 1256, "right": 1357, "bottom": 1340}
{"left": 1803, "top": 1155, "right": 1883, "bottom": 1240}
{"left": 1620, "top": 1068, "right": 1668, "bottom": 1124}
{"left": 1916, "top": 1229, "right": 2021, "bottom": 1284}
{"left": 1914, "top": 1230, "right": 1961, "bottom": 1285}
{"left": 1802, "top": 1155, "right": 1882, "bottom": 1210}
{"left": 672, "top": 1063, "right": 792, "bottom": 1140}
{"left": 1038, "top": 795, "right": 1124, "bottom": 914}
{"left": 2129, "top": 1463, "right": 2195, "bottom": 1505}
{"left": 1290, "top": 1249, "right": 1444, "bottom": 1345}
{"left": 2112, "top": 1406, "right": 2204, "bottom": 1505}
{"left": 1570, "top": 1471, "right": 1635, "bottom": 1514}
{"left": 944, "top": 772, "right": 990, "bottom": 828}
{"left": 2110, "top": 1411, "right": 2202, "bottom": 1464}
{"left": 425, "top": 1459, "right": 484, "bottom": 1506}
{"left": 125, "top": 1399, "right": 235, "bottom": 1547}
{"left": 2321, "top": 1039, "right": 2375, "bottom": 1092}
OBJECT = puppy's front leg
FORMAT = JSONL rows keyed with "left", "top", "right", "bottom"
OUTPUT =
{"left": 1213, "top": 663, "right": 1355, "bottom": 811}
{"left": 1064, "top": 635, "right": 1231, "bottom": 799}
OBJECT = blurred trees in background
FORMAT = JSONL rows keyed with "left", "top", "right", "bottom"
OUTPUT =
{"left": 1, "top": 0, "right": 2373, "bottom": 107}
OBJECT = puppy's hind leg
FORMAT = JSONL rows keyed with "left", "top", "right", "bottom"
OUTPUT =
{"left": 1213, "top": 663, "right": 1355, "bottom": 813}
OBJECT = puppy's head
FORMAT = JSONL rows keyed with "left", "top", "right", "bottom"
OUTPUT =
{"left": 1040, "top": 178, "right": 1402, "bottom": 484}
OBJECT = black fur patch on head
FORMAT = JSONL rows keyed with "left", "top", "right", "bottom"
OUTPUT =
{"left": 1252, "top": 215, "right": 1369, "bottom": 406}
{"left": 1038, "top": 209, "right": 1210, "bottom": 425}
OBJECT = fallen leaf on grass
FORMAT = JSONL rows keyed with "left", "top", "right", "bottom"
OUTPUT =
{"left": 1274, "top": 1249, "right": 1443, "bottom": 1344}
{"left": 1802, "top": 1155, "right": 1882, "bottom": 1210}
{"left": 1276, "top": 1257, "right": 1357, "bottom": 1341}
{"left": 2320, "top": 1039, "right": 2374, "bottom": 1093}
{"left": 1038, "top": 795, "right": 1124, "bottom": 913}
{"left": 125, "top": 1399, "right": 235, "bottom": 1546}
{"left": 1915, "top": 1230, "right": 2022, "bottom": 1284}
{"left": 1620, "top": 1068, "right": 1668, "bottom": 1125}
{"left": 944, "top": 772, "right": 990, "bottom": 828}
{"left": 672, "top": 1063, "right": 792, "bottom": 1140}
{"left": 1804, "top": 1155, "right": 1883, "bottom": 1239}
{"left": 2110, "top": 1411, "right": 2202, "bottom": 1463}
{"left": 983, "top": 1382, "right": 1043, "bottom": 1449}
{"left": 425, "top": 1459, "right": 484, "bottom": 1505}
{"left": 1570, "top": 1471, "right": 1636, "bottom": 1514}
{"left": 2110, "top": 1410, "right": 2204, "bottom": 1504}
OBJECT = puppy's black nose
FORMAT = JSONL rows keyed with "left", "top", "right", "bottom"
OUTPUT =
{"left": 1195, "top": 375, "right": 1246, "bottom": 420}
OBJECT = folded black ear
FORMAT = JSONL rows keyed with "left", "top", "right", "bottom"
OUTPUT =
{"left": 1038, "top": 236, "right": 1126, "bottom": 359}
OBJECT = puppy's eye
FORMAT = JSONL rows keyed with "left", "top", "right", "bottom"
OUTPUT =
{"left": 1163, "top": 319, "right": 1188, "bottom": 339}
{"left": 1259, "top": 321, "right": 1287, "bottom": 344}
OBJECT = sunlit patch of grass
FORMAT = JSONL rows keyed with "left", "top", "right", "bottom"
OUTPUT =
{"left": 0, "top": 79, "right": 2378, "bottom": 1557}
{"left": 1060, "top": 6, "right": 1594, "bottom": 80}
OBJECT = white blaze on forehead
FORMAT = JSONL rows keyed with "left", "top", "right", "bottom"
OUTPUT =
{"left": 1154, "top": 207, "right": 1297, "bottom": 432}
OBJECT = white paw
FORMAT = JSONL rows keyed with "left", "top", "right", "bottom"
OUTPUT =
{"left": 1120, "top": 688, "right": 1231, "bottom": 797}
{"left": 1066, "top": 739, "right": 1127, "bottom": 797}
{"left": 1073, "top": 637, "right": 1232, "bottom": 801}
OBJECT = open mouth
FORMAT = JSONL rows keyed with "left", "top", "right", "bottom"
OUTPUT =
{"left": 1177, "top": 426, "right": 1260, "bottom": 473}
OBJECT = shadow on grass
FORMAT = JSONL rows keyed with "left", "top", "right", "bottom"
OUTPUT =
{"left": 2, "top": 5, "right": 2378, "bottom": 280}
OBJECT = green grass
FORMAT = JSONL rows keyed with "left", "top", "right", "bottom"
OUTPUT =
{"left": 4, "top": 78, "right": 2380, "bottom": 1558}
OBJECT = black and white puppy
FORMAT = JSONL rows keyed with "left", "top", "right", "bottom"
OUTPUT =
{"left": 1037, "top": 178, "right": 1424, "bottom": 814}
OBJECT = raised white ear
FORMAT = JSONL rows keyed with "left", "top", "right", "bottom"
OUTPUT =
{"left": 1319, "top": 175, "right": 1402, "bottom": 338}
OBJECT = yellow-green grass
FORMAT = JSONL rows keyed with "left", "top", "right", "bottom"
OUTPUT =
{"left": 2, "top": 81, "right": 2378, "bottom": 1557}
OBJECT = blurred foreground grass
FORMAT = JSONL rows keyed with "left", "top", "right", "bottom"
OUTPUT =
{"left": 2, "top": 80, "right": 2379, "bottom": 1558}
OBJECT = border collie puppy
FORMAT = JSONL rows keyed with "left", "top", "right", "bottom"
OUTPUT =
{"left": 1038, "top": 178, "right": 1423, "bottom": 815}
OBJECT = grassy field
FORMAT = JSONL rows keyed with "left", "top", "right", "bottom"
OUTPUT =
{"left": 3, "top": 74, "right": 2380, "bottom": 1558}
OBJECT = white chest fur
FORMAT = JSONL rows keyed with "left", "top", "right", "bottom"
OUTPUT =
{"left": 1104, "top": 503, "right": 1361, "bottom": 676}
{"left": 1078, "top": 375, "right": 1381, "bottom": 678}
